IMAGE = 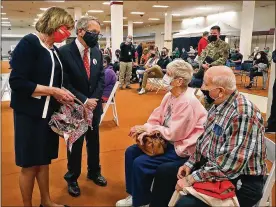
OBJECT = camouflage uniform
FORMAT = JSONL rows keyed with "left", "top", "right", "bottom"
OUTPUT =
{"left": 194, "top": 39, "right": 230, "bottom": 79}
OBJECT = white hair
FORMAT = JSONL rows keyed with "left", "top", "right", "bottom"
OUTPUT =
{"left": 166, "top": 59, "right": 193, "bottom": 87}
{"left": 212, "top": 75, "right": 237, "bottom": 91}
{"left": 75, "top": 16, "right": 100, "bottom": 35}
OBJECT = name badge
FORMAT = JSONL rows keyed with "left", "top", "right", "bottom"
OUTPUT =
{"left": 93, "top": 59, "right": 97, "bottom": 65}
{"left": 213, "top": 124, "right": 223, "bottom": 136}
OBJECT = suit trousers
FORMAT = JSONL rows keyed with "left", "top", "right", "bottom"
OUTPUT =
{"left": 64, "top": 118, "right": 100, "bottom": 183}
{"left": 141, "top": 65, "right": 164, "bottom": 88}
{"left": 267, "top": 79, "right": 276, "bottom": 130}
{"left": 119, "top": 61, "right": 133, "bottom": 86}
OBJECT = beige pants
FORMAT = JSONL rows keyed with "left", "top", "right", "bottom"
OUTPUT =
{"left": 119, "top": 62, "right": 133, "bottom": 86}
{"left": 142, "top": 65, "right": 164, "bottom": 88}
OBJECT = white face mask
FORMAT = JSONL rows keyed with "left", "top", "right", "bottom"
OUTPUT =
{"left": 256, "top": 54, "right": 261, "bottom": 59}
{"left": 126, "top": 38, "right": 132, "bottom": 43}
{"left": 163, "top": 74, "right": 174, "bottom": 91}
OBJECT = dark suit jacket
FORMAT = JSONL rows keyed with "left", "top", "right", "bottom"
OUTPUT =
{"left": 9, "top": 33, "right": 62, "bottom": 118}
{"left": 59, "top": 40, "right": 105, "bottom": 122}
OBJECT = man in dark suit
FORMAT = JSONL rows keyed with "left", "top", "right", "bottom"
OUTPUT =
{"left": 59, "top": 16, "right": 107, "bottom": 197}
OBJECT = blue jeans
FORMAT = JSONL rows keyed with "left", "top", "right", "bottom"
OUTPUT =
{"left": 125, "top": 144, "right": 182, "bottom": 207}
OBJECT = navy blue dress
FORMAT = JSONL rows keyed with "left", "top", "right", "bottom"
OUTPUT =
{"left": 10, "top": 34, "right": 62, "bottom": 168}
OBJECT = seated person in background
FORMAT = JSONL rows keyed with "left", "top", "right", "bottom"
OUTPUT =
{"left": 180, "top": 48, "right": 188, "bottom": 61}
{"left": 188, "top": 46, "right": 196, "bottom": 57}
{"left": 264, "top": 46, "right": 272, "bottom": 65}
{"left": 113, "top": 49, "right": 121, "bottom": 74}
{"left": 245, "top": 51, "right": 269, "bottom": 89}
{"left": 116, "top": 59, "right": 208, "bottom": 207}
{"left": 136, "top": 50, "right": 159, "bottom": 90}
{"left": 150, "top": 66, "right": 267, "bottom": 207}
{"left": 189, "top": 25, "right": 230, "bottom": 88}
{"left": 172, "top": 47, "right": 180, "bottom": 59}
{"left": 138, "top": 47, "right": 172, "bottom": 95}
{"left": 140, "top": 48, "right": 150, "bottom": 66}
{"left": 102, "top": 56, "right": 117, "bottom": 102}
{"left": 249, "top": 47, "right": 259, "bottom": 60}
{"left": 229, "top": 48, "right": 243, "bottom": 69}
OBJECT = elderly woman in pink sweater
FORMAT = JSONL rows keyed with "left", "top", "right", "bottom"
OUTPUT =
{"left": 116, "top": 59, "right": 208, "bottom": 207}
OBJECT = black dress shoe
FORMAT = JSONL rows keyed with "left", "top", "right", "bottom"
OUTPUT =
{"left": 40, "top": 204, "right": 70, "bottom": 207}
{"left": 87, "top": 172, "right": 107, "bottom": 187}
{"left": 67, "top": 181, "right": 80, "bottom": 197}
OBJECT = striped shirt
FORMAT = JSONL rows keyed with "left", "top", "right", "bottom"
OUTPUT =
{"left": 184, "top": 90, "right": 267, "bottom": 182}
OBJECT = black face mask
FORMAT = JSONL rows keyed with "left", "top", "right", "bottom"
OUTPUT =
{"left": 83, "top": 31, "right": 99, "bottom": 48}
{"left": 201, "top": 90, "right": 215, "bottom": 104}
{"left": 150, "top": 54, "right": 155, "bottom": 58}
{"left": 161, "top": 52, "right": 166, "bottom": 57}
{"left": 208, "top": 35, "right": 218, "bottom": 42}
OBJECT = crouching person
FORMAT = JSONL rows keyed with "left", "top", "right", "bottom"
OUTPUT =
{"left": 116, "top": 59, "right": 208, "bottom": 207}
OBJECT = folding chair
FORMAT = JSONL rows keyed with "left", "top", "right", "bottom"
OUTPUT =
{"left": 256, "top": 137, "right": 275, "bottom": 207}
{"left": 147, "top": 78, "right": 165, "bottom": 94}
{"left": 1, "top": 73, "right": 11, "bottom": 101}
{"left": 100, "top": 81, "right": 120, "bottom": 126}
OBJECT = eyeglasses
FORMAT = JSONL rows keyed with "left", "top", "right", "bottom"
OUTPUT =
{"left": 85, "top": 30, "right": 103, "bottom": 39}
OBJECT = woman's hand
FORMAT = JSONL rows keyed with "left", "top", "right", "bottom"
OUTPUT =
{"left": 177, "top": 165, "right": 191, "bottom": 179}
{"left": 52, "top": 87, "right": 75, "bottom": 104}
{"left": 129, "top": 125, "right": 146, "bottom": 137}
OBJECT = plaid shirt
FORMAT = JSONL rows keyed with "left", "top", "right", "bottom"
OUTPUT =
{"left": 184, "top": 90, "right": 267, "bottom": 182}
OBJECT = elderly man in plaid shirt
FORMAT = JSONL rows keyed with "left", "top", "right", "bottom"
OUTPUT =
{"left": 150, "top": 66, "right": 267, "bottom": 207}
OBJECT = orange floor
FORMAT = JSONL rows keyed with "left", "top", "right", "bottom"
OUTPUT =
{"left": 1, "top": 83, "right": 275, "bottom": 206}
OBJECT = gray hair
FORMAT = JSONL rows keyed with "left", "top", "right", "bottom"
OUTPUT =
{"left": 75, "top": 16, "right": 100, "bottom": 35}
{"left": 212, "top": 75, "right": 236, "bottom": 91}
{"left": 166, "top": 59, "right": 193, "bottom": 87}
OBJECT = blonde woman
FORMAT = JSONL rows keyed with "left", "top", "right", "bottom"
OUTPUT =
{"left": 9, "top": 7, "right": 75, "bottom": 207}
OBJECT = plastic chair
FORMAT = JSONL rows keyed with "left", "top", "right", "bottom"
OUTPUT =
{"left": 256, "top": 137, "right": 275, "bottom": 207}
{"left": 100, "top": 81, "right": 120, "bottom": 126}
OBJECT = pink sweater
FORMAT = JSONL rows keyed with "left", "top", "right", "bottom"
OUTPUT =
{"left": 144, "top": 88, "right": 207, "bottom": 157}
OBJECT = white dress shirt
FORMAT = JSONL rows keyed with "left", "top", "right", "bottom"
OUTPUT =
{"left": 75, "top": 38, "right": 91, "bottom": 65}
{"left": 75, "top": 38, "right": 90, "bottom": 104}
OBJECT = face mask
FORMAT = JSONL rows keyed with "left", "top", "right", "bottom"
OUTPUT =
{"left": 150, "top": 54, "right": 155, "bottom": 58}
{"left": 126, "top": 38, "right": 132, "bottom": 43}
{"left": 162, "top": 74, "right": 174, "bottom": 91}
{"left": 54, "top": 26, "right": 71, "bottom": 43}
{"left": 208, "top": 35, "right": 218, "bottom": 42}
{"left": 264, "top": 50, "right": 269, "bottom": 53}
{"left": 201, "top": 88, "right": 221, "bottom": 104}
{"left": 161, "top": 52, "right": 166, "bottom": 57}
{"left": 83, "top": 31, "right": 99, "bottom": 48}
{"left": 256, "top": 54, "right": 261, "bottom": 59}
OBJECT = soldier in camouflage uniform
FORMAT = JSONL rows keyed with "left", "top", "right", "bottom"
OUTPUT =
{"left": 189, "top": 25, "right": 230, "bottom": 88}
{"left": 190, "top": 26, "right": 230, "bottom": 110}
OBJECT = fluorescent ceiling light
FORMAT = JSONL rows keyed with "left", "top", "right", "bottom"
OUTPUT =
{"left": 123, "top": 25, "right": 128, "bottom": 26}
{"left": 133, "top": 21, "right": 143, "bottom": 24}
{"left": 103, "top": 20, "right": 111, "bottom": 23}
{"left": 196, "top": 7, "right": 211, "bottom": 10}
{"left": 153, "top": 5, "right": 169, "bottom": 8}
{"left": 123, "top": 17, "right": 127, "bottom": 19}
{"left": 148, "top": 18, "right": 160, "bottom": 20}
{"left": 1, "top": 21, "right": 10, "bottom": 24}
{"left": 1, "top": 13, "right": 6, "bottom": 15}
{"left": 172, "top": 13, "right": 181, "bottom": 16}
{"left": 40, "top": 8, "right": 48, "bottom": 11}
{"left": 2, "top": 25, "right": 12, "bottom": 27}
{"left": 102, "top": 2, "right": 110, "bottom": 5}
{"left": 131, "top": 12, "right": 145, "bottom": 15}
{"left": 1, "top": 17, "right": 9, "bottom": 20}
{"left": 46, "top": 0, "right": 65, "bottom": 2}
{"left": 88, "top": 10, "right": 104, "bottom": 13}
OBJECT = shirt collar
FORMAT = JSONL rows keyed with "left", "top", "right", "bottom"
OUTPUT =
{"left": 75, "top": 38, "right": 88, "bottom": 53}
{"left": 215, "top": 90, "right": 239, "bottom": 114}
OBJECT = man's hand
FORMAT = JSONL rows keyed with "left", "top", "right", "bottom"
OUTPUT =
{"left": 86, "top": 98, "right": 98, "bottom": 110}
{"left": 202, "top": 63, "right": 209, "bottom": 70}
{"left": 177, "top": 165, "right": 191, "bottom": 179}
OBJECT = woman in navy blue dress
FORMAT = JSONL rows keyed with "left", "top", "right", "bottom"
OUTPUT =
{"left": 9, "top": 7, "right": 75, "bottom": 207}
